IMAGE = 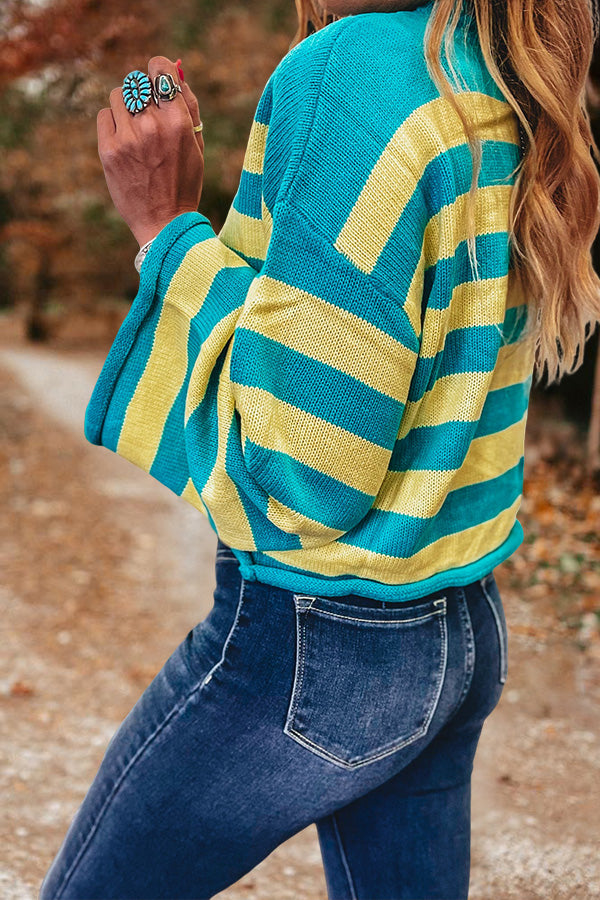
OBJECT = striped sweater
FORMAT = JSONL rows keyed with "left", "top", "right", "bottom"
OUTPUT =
{"left": 85, "top": 0, "right": 535, "bottom": 601}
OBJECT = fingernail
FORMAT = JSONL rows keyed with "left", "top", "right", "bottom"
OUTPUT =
{"left": 176, "top": 58, "right": 185, "bottom": 82}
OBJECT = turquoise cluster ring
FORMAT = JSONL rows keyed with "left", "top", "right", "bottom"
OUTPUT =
{"left": 121, "top": 70, "right": 183, "bottom": 116}
{"left": 122, "top": 70, "right": 154, "bottom": 115}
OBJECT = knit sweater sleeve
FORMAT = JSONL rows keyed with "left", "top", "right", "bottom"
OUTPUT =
{"left": 84, "top": 21, "right": 424, "bottom": 551}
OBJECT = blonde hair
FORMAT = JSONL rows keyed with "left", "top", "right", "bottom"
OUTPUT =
{"left": 293, "top": 0, "right": 600, "bottom": 386}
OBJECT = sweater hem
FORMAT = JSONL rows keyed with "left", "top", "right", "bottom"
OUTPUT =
{"left": 229, "top": 520, "right": 524, "bottom": 601}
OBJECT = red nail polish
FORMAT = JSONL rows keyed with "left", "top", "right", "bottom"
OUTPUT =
{"left": 176, "top": 59, "right": 185, "bottom": 82}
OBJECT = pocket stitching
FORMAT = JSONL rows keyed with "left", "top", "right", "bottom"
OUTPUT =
{"left": 284, "top": 597, "right": 310, "bottom": 728}
{"left": 480, "top": 579, "right": 508, "bottom": 684}
{"left": 306, "top": 604, "right": 446, "bottom": 627}
{"left": 284, "top": 599, "right": 449, "bottom": 770}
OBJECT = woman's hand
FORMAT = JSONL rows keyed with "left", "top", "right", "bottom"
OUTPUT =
{"left": 97, "top": 56, "right": 205, "bottom": 248}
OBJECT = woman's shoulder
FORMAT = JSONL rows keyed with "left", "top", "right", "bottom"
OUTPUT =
{"left": 273, "top": 10, "right": 427, "bottom": 91}
{"left": 264, "top": 11, "right": 434, "bottom": 151}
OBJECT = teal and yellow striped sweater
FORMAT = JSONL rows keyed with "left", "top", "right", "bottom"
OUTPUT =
{"left": 85, "top": 0, "right": 535, "bottom": 601}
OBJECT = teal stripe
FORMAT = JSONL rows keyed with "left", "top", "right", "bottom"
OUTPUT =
{"left": 243, "top": 439, "right": 374, "bottom": 532}
{"left": 476, "top": 377, "right": 532, "bottom": 438}
{"left": 502, "top": 304, "right": 529, "bottom": 344}
{"left": 408, "top": 325, "right": 501, "bottom": 402}
{"left": 233, "top": 170, "right": 263, "bottom": 220}
{"left": 100, "top": 295, "right": 163, "bottom": 453}
{"left": 422, "top": 141, "right": 519, "bottom": 213}
{"left": 230, "top": 329, "right": 403, "bottom": 448}
{"left": 147, "top": 260, "right": 256, "bottom": 489}
{"left": 149, "top": 258, "right": 255, "bottom": 492}
{"left": 155, "top": 338, "right": 225, "bottom": 496}
{"left": 190, "top": 265, "right": 256, "bottom": 341}
{"left": 392, "top": 380, "right": 530, "bottom": 472}
{"left": 338, "top": 459, "right": 523, "bottom": 556}
{"left": 423, "top": 229, "right": 512, "bottom": 315}
{"left": 391, "top": 421, "right": 478, "bottom": 472}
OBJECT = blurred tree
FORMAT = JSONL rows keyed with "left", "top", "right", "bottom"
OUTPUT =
{"left": 0, "top": 0, "right": 296, "bottom": 342}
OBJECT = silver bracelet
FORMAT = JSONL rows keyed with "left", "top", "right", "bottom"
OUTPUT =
{"left": 134, "top": 238, "right": 155, "bottom": 274}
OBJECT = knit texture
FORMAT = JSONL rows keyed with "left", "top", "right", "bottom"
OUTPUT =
{"left": 85, "top": 1, "right": 535, "bottom": 600}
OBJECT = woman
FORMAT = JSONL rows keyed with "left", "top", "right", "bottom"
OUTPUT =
{"left": 40, "top": 0, "right": 600, "bottom": 897}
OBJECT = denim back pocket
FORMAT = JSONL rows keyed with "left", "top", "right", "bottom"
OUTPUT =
{"left": 283, "top": 593, "right": 448, "bottom": 770}
{"left": 479, "top": 573, "right": 508, "bottom": 684}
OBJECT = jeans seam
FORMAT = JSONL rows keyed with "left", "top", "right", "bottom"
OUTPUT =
{"left": 331, "top": 811, "right": 358, "bottom": 900}
{"left": 480, "top": 578, "right": 508, "bottom": 684}
{"left": 443, "top": 589, "right": 476, "bottom": 726}
{"left": 53, "top": 576, "right": 248, "bottom": 899}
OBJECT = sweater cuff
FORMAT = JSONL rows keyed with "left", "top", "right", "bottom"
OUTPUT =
{"left": 84, "top": 211, "right": 215, "bottom": 446}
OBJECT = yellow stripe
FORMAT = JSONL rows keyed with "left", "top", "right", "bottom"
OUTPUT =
{"left": 445, "top": 413, "right": 527, "bottom": 492}
{"left": 506, "top": 266, "right": 529, "bottom": 309}
{"left": 489, "top": 337, "right": 535, "bottom": 391}
{"left": 261, "top": 195, "right": 273, "bottom": 241}
{"left": 260, "top": 497, "right": 522, "bottom": 585}
{"left": 423, "top": 182, "right": 513, "bottom": 270}
{"left": 421, "top": 278, "right": 505, "bottom": 359}
{"left": 117, "top": 237, "right": 249, "bottom": 471}
{"left": 398, "top": 332, "right": 534, "bottom": 439}
{"left": 185, "top": 307, "right": 241, "bottom": 419}
{"left": 238, "top": 277, "right": 418, "bottom": 403}
{"left": 217, "top": 205, "right": 269, "bottom": 265}
{"left": 181, "top": 477, "right": 207, "bottom": 516}
{"left": 266, "top": 496, "right": 345, "bottom": 545}
{"left": 419, "top": 199, "right": 529, "bottom": 355}
{"left": 402, "top": 247, "right": 425, "bottom": 338}
{"left": 243, "top": 120, "right": 269, "bottom": 175}
{"left": 117, "top": 304, "right": 190, "bottom": 472}
{"left": 335, "top": 92, "right": 519, "bottom": 273}
{"left": 375, "top": 413, "right": 527, "bottom": 517}
{"left": 420, "top": 272, "right": 527, "bottom": 361}
{"left": 201, "top": 345, "right": 256, "bottom": 549}
{"left": 168, "top": 237, "right": 250, "bottom": 318}
{"left": 398, "top": 369, "right": 493, "bottom": 439}
{"left": 231, "top": 383, "right": 392, "bottom": 495}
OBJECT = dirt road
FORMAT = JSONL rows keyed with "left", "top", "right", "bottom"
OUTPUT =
{"left": 1, "top": 344, "right": 599, "bottom": 899}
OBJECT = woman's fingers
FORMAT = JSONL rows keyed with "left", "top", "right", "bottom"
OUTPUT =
{"left": 97, "top": 106, "right": 116, "bottom": 160}
{"left": 147, "top": 55, "right": 204, "bottom": 152}
{"left": 109, "top": 86, "right": 137, "bottom": 138}
{"left": 147, "top": 56, "right": 188, "bottom": 121}
{"left": 181, "top": 80, "right": 205, "bottom": 153}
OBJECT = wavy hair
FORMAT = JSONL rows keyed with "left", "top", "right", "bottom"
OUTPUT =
{"left": 292, "top": 0, "right": 600, "bottom": 386}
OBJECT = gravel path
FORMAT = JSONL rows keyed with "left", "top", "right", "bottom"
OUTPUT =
{"left": 1, "top": 345, "right": 598, "bottom": 899}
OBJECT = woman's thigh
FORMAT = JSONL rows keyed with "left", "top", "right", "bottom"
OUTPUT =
{"left": 315, "top": 572, "right": 509, "bottom": 900}
{"left": 39, "top": 547, "right": 504, "bottom": 900}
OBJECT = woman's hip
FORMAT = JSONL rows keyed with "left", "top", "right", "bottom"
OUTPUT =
{"left": 40, "top": 551, "right": 507, "bottom": 897}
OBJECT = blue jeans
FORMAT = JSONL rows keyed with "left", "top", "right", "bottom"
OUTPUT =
{"left": 40, "top": 539, "right": 508, "bottom": 900}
